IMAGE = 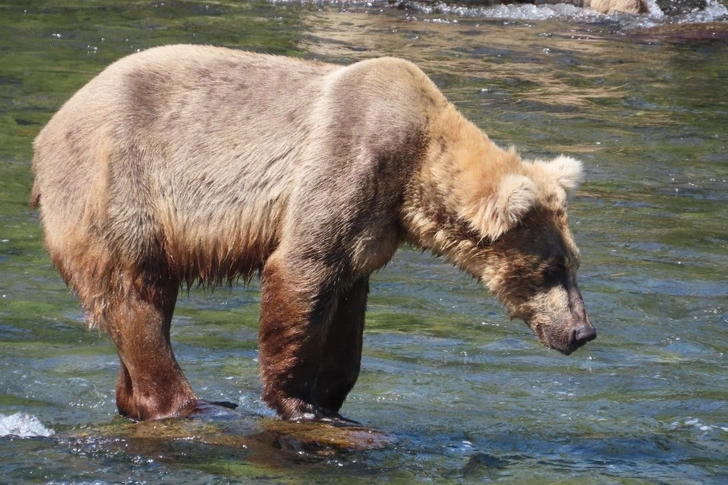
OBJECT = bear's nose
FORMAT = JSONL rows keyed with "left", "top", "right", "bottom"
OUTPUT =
{"left": 572, "top": 324, "right": 597, "bottom": 345}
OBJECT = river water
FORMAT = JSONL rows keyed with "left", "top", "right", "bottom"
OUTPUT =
{"left": 1, "top": 0, "right": 727, "bottom": 483}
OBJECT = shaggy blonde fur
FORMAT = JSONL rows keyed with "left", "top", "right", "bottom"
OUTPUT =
{"left": 585, "top": 0, "right": 649, "bottom": 14}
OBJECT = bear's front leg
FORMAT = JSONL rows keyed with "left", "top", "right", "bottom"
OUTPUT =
{"left": 258, "top": 253, "right": 346, "bottom": 421}
{"left": 312, "top": 275, "right": 368, "bottom": 420}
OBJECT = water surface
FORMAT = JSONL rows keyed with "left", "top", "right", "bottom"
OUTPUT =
{"left": 1, "top": 0, "right": 727, "bottom": 483}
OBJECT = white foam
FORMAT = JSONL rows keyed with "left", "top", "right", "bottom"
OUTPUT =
{"left": 677, "top": 0, "right": 728, "bottom": 23}
{"left": 409, "top": 1, "right": 598, "bottom": 21}
{"left": 429, "top": 0, "right": 727, "bottom": 23}
{"left": 669, "top": 416, "right": 727, "bottom": 434}
{"left": 644, "top": 0, "right": 666, "bottom": 18}
{"left": 0, "top": 413, "right": 55, "bottom": 438}
{"left": 397, "top": 0, "right": 726, "bottom": 23}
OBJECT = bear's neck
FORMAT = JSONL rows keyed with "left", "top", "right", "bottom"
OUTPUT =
{"left": 400, "top": 103, "right": 521, "bottom": 280}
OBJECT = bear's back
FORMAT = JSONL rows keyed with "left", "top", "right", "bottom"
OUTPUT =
{"left": 31, "top": 47, "right": 449, "bottom": 287}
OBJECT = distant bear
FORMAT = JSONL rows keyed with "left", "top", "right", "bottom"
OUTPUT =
{"left": 31, "top": 46, "right": 596, "bottom": 422}
{"left": 582, "top": 0, "right": 648, "bottom": 14}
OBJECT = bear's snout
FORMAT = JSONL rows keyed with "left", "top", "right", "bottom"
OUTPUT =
{"left": 532, "top": 319, "right": 596, "bottom": 356}
{"left": 568, "top": 324, "right": 597, "bottom": 352}
{"left": 522, "top": 282, "right": 596, "bottom": 356}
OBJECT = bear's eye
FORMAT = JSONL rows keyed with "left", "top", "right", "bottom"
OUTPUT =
{"left": 542, "top": 262, "right": 566, "bottom": 282}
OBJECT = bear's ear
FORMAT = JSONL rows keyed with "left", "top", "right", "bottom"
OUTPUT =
{"left": 466, "top": 174, "right": 538, "bottom": 241}
{"left": 544, "top": 156, "right": 584, "bottom": 193}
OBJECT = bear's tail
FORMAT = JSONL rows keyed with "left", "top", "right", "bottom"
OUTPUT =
{"left": 29, "top": 180, "right": 40, "bottom": 210}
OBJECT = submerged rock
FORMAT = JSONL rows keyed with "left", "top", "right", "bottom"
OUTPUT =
{"left": 68, "top": 408, "right": 393, "bottom": 469}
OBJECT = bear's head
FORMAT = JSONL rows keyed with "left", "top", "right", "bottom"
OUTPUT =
{"left": 463, "top": 155, "right": 596, "bottom": 355}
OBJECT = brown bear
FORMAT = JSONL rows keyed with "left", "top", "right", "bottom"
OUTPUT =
{"left": 581, "top": 0, "right": 649, "bottom": 14}
{"left": 31, "top": 45, "right": 596, "bottom": 423}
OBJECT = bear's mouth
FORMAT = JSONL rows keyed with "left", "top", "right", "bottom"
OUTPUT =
{"left": 532, "top": 321, "right": 596, "bottom": 356}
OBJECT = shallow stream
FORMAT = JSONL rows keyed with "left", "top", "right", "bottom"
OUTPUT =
{"left": 1, "top": 0, "right": 727, "bottom": 483}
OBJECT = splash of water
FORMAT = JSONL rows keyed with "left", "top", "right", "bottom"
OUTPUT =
{"left": 275, "top": 0, "right": 728, "bottom": 23}
{"left": 411, "top": 0, "right": 601, "bottom": 20}
{"left": 677, "top": 0, "right": 728, "bottom": 22}
{"left": 0, "top": 413, "right": 55, "bottom": 438}
{"left": 408, "top": 0, "right": 727, "bottom": 21}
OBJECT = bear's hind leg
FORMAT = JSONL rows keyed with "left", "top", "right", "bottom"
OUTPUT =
{"left": 103, "top": 274, "right": 198, "bottom": 421}
{"left": 313, "top": 276, "right": 368, "bottom": 422}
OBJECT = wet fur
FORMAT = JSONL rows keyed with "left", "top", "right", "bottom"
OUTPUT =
{"left": 32, "top": 46, "right": 593, "bottom": 421}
